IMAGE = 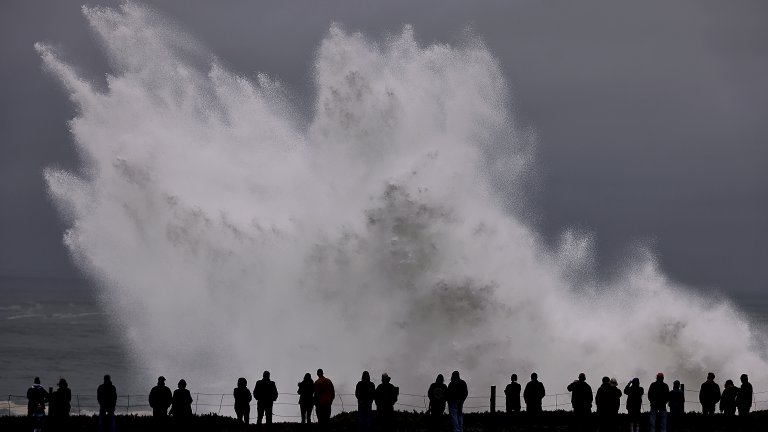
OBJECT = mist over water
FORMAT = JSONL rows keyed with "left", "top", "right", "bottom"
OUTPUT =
{"left": 37, "top": 3, "right": 767, "bottom": 398}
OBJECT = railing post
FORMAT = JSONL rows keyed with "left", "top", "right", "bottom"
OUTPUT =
{"left": 195, "top": 393, "right": 199, "bottom": 415}
{"left": 490, "top": 386, "right": 496, "bottom": 413}
{"left": 219, "top": 394, "right": 224, "bottom": 414}
{"left": 77, "top": 394, "right": 81, "bottom": 415}
{"left": 339, "top": 394, "right": 344, "bottom": 412}
{"left": 555, "top": 393, "right": 558, "bottom": 410}
{"left": 7, "top": 394, "right": 10, "bottom": 416}
{"left": 127, "top": 395, "right": 130, "bottom": 413}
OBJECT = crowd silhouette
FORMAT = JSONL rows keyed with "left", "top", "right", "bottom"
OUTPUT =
{"left": 21, "top": 369, "right": 761, "bottom": 431}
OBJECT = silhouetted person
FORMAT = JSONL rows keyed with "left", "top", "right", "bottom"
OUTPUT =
{"left": 48, "top": 378, "right": 71, "bottom": 431}
{"left": 595, "top": 376, "right": 621, "bottom": 432}
{"left": 375, "top": 373, "right": 399, "bottom": 431}
{"left": 736, "top": 374, "right": 752, "bottom": 417}
{"left": 624, "top": 378, "right": 644, "bottom": 432}
{"left": 504, "top": 374, "right": 521, "bottom": 414}
{"left": 27, "top": 377, "right": 48, "bottom": 417}
{"left": 234, "top": 377, "right": 252, "bottom": 425}
{"left": 720, "top": 379, "right": 737, "bottom": 416}
{"left": 149, "top": 376, "right": 173, "bottom": 419}
{"left": 355, "top": 371, "right": 375, "bottom": 431}
{"left": 314, "top": 369, "right": 335, "bottom": 429}
{"left": 523, "top": 373, "right": 545, "bottom": 415}
{"left": 699, "top": 372, "right": 720, "bottom": 415}
{"left": 171, "top": 379, "right": 193, "bottom": 424}
{"left": 298, "top": 373, "right": 315, "bottom": 424}
{"left": 648, "top": 373, "right": 669, "bottom": 432}
{"left": 97, "top": 375, "right": 117, "bottom": 432}
{"left": 447, "top": 371, "right": 468, "bottom": 432}
{"left": 567, "top": 373, "right": 593, "bottom": 432}
{"left": 427, "top": 374, "right": 448, "bottom": 430}
{"left": 668, "top": 380, "right": 684, "bottom": 432}
{"left": 254, "top": 371, "right": 279, "bottom": 426}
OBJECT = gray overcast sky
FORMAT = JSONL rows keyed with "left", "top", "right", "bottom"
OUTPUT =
{"left": 1, "top": 1, "right": 766, "bottom": 308}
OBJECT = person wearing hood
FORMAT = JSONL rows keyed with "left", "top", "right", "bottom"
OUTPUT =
{"left": 233, "top": 377, "right": 252, "bottom": 425}
{"left": 254, "top": 371, "right": 279, "bottom": 426}
{"left": 719, "top": 379, "right": 737, "bottom": 416}
{"left": 171, "top": 379, "right": 193, "bottom": 424}
{"left": 447, "top": 371, "right": 468, "bottom": 432}
{"left": 26, "top": 377, "right": 49, "bottom": 417}
{"left": 427, "top": 374, "right": 448, "bottom": 430}
{"left": 355, "top": 371, "right": 375, "bottom": 431}
{"left": 624, "top": 378, "right": 644, "bottom": 432}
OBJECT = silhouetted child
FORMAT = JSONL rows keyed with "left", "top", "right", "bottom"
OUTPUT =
{"left": 234, "top": 377, "right": 252, "bottom": 425}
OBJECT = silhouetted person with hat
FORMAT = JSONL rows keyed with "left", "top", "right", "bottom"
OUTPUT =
{"left": 49, "top": 378, "right": 71, "bottom": 430}
{"left": 149, "top": 376, "right": 173, "bottom": 420}
{"left": 648, "top": 373, "right": 669, "bottom": 432}
{"left": 97, "top": 375, "right": 117, "bottom": 432}
{"left": 447, "top": 371, "right": 468, "bottom": 432}
{"left": 524, "top": 373, "right": 545, "bottom": 415}
{"left": 171, "top": 379, "right": 193, "bottom": 425}
{"left": 699, "top": 372, "right": 720, "bottom": 415}
{"left": 234, "top": 377, "right": 252, "bottom": 425}
{"left": 355, "top": 371, "right": 375, "bottom": 431}
{"left": 595, "top": 376, "right": 621, "bottom": 432}
{"left": 668, "top": 380, "right": 684, "bottom": 431}
{"left": 504, "top": 374, "right": 521, "bottom": 415}
{"left": 298, "top": 373, "right": 315, "bottom": 424}
{"left": 720, "top": 379, "right": 737, "bottom": 416}
{"left": 375, "top": 373, "right": 399, "bottom": 431}
{"left": 254, "top": 371, "right": 279, "bottom": 426}
{"left": 427, "top": 374, "right": 448, "bottom": 431}
{"left": 624, "top": 378, "right": 644, "bottom": 432}
{"left": 314, "top": 369, "right": 335, "bottom": 429}
{"left": 27, "top": 377, "right": 48, "bottom": 417}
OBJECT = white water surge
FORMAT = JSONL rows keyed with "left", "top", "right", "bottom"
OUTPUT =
{"left": 37, "top": 3, "right": 767, "bottom": 399}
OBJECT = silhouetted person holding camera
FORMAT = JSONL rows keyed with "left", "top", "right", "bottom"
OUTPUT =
{"left": 234, "top": 377, "right": 252, "bottom": 425}
{"left": 375, "top": 373, "right": 399, "bottom": 431}
{"left": 149, "top": 376, "right": 173, "bottom": 420}
{"left": 447, "top": 371, "right": 468, "bottom": 432}
{"left": 668, "top": 380, "right": 684, "bottom": 431}
{"left": 254, "top": 371, "right": 279, "bottom": 426}
{"left": 298, "top": 373, "right": 315, "bottom": 424}
{"left": 648, "top": 373, "right": 669, "bottom": 432}
{"left": 595, "top": 376, "right": 621, "bottom": 432}
{"left": 699, "top": 372, "right": 720, "bottom": 415}
{"left": 505, "top": 374, "right": 521, "bottom": 414}
{"left": 524, "top": 373, "right": 545, "bottom": 415}
{"left": 720, "top": 379, "right": 737, "bottom": 416}
{"left": 314, "top": 369, "right": 335, "bottom": 429}
{"left": 27, "top": 377, "right": 48, "bottom": 417}
{"left": 427, "top": 374, "right": 448, "bottom": 431}
{"left": 567, "top": 373, "right": 593, "bottom": 432}
{"left": 356, "top": 371, "right": 375, "bottom": 431}
{"left": 624, "top": 378, "right": 644, "bottom": 432}
{"left": 97, "top": 375, "right": 117, "bottom": 432}
{"left": 171, "top": 379, "right": 193, "bottom": 424}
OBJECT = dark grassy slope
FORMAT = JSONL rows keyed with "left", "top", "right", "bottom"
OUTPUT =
{"left": 1, "top": 411, "right": 765, "bottom": 431}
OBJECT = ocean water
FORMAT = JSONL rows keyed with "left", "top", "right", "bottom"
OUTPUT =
{"left": 0, "top": 276, "right": 134, "bottom": 405}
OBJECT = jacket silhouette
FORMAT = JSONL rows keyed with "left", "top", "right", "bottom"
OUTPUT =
{"left": 254, "top": 371, "right": 278, "bottom": 425}
{"left": 504, "top": 375, "right": 521, "bottom": 413}
{"left": 374, "top": 374, "right": 399, "bottom": 412}
{"left": 736, "top": 374, "right": 753, "bottom": 415}
{"left": 428, "top": 374, "right": 448, "bottom": 415}
{"left": 523, "top": 373, "right": 545, "bottom": 413}
{"left": 595, "top": 377, "right": 621, "bottom": 414}
{"left": 26, "top": 378, "right": 48, "bottom": 417}
{"left": 233, "top": 377, "right": 252, "bottom": 424}
{"left": 49, "top": 378, "right": 71, "bottom": 418}
{"left": 668, "top": 381, "right": 684, "bottom": 415}
{"left": 648, "top": 377, "right": 669, "bottom": 410}
{"left": 171, "top": 379, "right": 193, "bottom": 419}
{"left": 356, "top": 371, "right": 376, "bottom": 411}
{"left": 699, "top": 373, "right": 721, "bottom": 415}
{"left": 567, "top": 373, "right": 593, "bottom": 412}
{"left": 297, "top": 373, "right": 315, "bottom": 424}
{"left": 314, "top": 369, "right": 335, "bottom": 427}
{"left": 149, "top": 376, "right": 172, "bottom": 417}
{"left": 97, "top": 375, "right": 117, "bottom": 432}
{"left": 720, "top": 380, "right": 737, "bottom": 415}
